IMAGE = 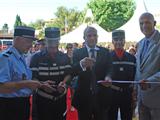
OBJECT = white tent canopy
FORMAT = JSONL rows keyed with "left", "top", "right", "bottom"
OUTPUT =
{"left": 60, "top": 23, "right": 112, "bottom": 43}
{"left": 60, "top": 0, "right": 149, "bottom": 43}
{"left": 117, "top": 0, "right": 147, "bottom": 42}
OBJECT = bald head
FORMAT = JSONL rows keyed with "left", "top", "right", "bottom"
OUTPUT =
{"left": 139, "top": 12, "right": 155, "bottom": 22}
{"left": 139, "top": 12, "right": 156, "bottom": 37}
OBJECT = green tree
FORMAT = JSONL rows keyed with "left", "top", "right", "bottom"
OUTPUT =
{"left": 28, "top": 19, "right": 45, "bottom": 39}
{"left": 14, "top": 14, "right": 22, "bottom": 28}
{"left": 47, "top": 6, "right": 85, "bottom": 35}
{"left": 87, "top": 0, "right": 136, "bottom": 31}
{"left": 2, "top": 23, "right": 9, "bottom": 33}
{"left": 29, "top": 19, "right": 45, "bottom": 30}
{"left": 156, "top": 23, "right": 160, "bottom": 31}
{"left": 27, "top": 7, "right": 84, "bottom": 38}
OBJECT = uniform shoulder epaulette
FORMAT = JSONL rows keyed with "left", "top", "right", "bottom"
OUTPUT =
{"left": 2, "top": 51, "right": 12, "bottom": 57}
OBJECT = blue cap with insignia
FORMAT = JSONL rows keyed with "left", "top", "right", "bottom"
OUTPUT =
{"left": 14, "top": 26, "right": 37, "bottom": 40}
{"left": 112, "top": 30, "right": 125, "bottom": 40}
{"left": 45, "top": 27, "right": 60, "bottom": 46}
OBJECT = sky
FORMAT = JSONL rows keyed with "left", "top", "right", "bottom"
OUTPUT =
{"left": 0, "top": 0, "right": 160, "bottom": 30}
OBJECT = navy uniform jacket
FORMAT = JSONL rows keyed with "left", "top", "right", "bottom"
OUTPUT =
{"left": 30, "top": 49, "right": 72, "bottom": 85}
{"left": 0, "top": 47, "right": 32, "bottom": 97}
{"left": 111, "top": 51, "right": 136, "bottom": 88}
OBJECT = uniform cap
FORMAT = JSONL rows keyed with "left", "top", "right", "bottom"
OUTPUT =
{"left": 45, "top": 27, "right": 60, "bottom": 45}
{"left": 112, "top": 30, "right": 125, "bottom": 39}
{"left": 14, "top": 26, "right": 37, "bottom": 40}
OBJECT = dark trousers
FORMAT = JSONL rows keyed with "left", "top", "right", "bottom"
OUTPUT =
{"left": 78, "top": 94, "right": 108, "bottom": 120}
{"left": 34, "top": 94, "right": 66, "bottom": 120}
{"left": 108, "top": 89, "right": 133, "bottom": 120}
{"left": 0, "top": 97, "right": 30, "bottom": 120}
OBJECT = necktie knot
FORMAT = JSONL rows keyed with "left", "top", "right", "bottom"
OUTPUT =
{"left": 146, "top": 40, "right": 150, "bottom": 47}
{"left": 90, "top": 48, "right": 95, "bottom": 52}
{"left": 90, "top": 48, "right": 95, "bottom": 59}
{"left": 145, "top": 39, "right": 150, "bottom": 52}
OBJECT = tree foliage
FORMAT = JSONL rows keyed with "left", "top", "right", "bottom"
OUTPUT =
{"left": 28, "top": 7, "right": 84, "bottom": 38}
{"left": 2, "top": 23, "right": 9, "bottom": 33}
{"left": 87, "top": 0, "right": 136, "bottom": 31}
{"left": 28, "top": 19, "right": 45, "bottom": 39}
{"left": 156, "top": 23, "right": 160, "bottom": 31}
{"left": 46, "top": 6, "right": 85, "bottom": 35}
{"left": 29, "top": 19, "right": 45, "bottom": 30}
{"left": 14, "top": 14, "right": 22, "bottom": 28}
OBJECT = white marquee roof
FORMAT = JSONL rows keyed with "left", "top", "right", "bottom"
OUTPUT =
{"left": 60, "top": 0, "right": 150, "bottom": 43}
{"left": 60, "top": 23, "right": 111, "bottom": 43}
{"left": 117, "top": 0, "right": 147, "bottom": 42}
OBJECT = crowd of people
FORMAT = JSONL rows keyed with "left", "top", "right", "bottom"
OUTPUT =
{"left": 0, "top": 12, "right": 160, "bottom": 120}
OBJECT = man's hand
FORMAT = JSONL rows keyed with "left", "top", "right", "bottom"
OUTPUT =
{"left": 25, "top": 80, "right": 42, "bottom": 90}
{"left": 139, "top": 79, "right": 151, "bottom": 90}
{"left": 100, "top": 76, "right": 112, "bottom": 87}
{"left": 57, "top": 81, "right": 67, "bottom": 93}
{"left": 0, "top": 80, "right": 41, "bottom": 93}
{"left": 81, "top": 57, "right": 95, "bottom": 69}
{"left": 40, "top": 80, "right": 56, "bottom": 93}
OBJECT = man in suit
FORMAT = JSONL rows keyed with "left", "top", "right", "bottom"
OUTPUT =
{"left": 72, "top": 26, "right": 112, "bottom": 120}
{"left": 135, "top": 12, "right": 160, "bottom": 120}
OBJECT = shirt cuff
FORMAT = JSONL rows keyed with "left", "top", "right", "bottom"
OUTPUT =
{"left": 80, "top": 60, "right": 86, "bottom": 71}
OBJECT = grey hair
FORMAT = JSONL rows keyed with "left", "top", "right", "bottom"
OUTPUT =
{"left": 83, "top": 26, "right": 97, "bottom": 38}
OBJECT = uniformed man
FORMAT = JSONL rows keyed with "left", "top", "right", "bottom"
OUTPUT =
{"left": 30, "top": 27, "right": 72, "bottom": 120}
{"left": 0, "top": 26, "right": 54, "bottom": 120}
{"left": 108, "top": 30, "right": 136, "bottom": 120}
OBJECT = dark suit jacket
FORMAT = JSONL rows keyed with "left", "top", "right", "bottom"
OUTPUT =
{"left": 72, "top": 46, "right": 112, "bottom": 110}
